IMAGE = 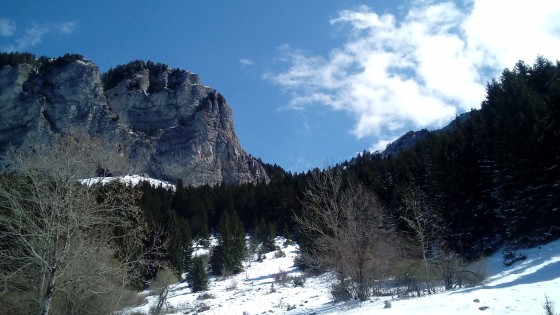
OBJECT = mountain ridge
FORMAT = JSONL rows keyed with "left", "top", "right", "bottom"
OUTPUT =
{"left": 0, "top": 53, "right": 269, "bottom": 186}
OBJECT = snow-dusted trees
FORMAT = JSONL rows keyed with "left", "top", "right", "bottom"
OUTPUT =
{"left": 0, "top": 133, "right": 160, "bottom": 315}
{"left": 295, "top": 168, "right": 399, "bottom": 301}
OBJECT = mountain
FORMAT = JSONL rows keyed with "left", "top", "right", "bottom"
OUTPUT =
{"left": 0, "top": 53, "right": 269, "bottom": 186}
{"left": 381, "top": 129, "right": 430, "bottom": 159}
{"left": 380, "top": 112, "right": 471, "bottom": 159}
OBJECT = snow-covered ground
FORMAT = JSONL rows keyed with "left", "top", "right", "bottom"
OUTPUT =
{"left": 122, "top": 238, "right": 560, "bottom": 315}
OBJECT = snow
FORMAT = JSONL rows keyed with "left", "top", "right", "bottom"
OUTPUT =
{"left": 121, "top": 237, "right": 560, "bottom": 315}
{"left": 80, "top": 174, "right": 175, "bottom": 191}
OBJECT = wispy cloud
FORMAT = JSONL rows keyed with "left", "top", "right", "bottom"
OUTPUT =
{"left": 239, "top": 58, "right": 254, "bottom": 66}
{"left": 0, "top": 18, "right": 16, "bottom": 36}
{"left": 4, "top": 21, "right": 76, "bottom": 51}
{"left": 268, "top": 0, "right": 560, "bottom": 150}
{"left": 58, "top": 21, "right": 76, "bottom": 34}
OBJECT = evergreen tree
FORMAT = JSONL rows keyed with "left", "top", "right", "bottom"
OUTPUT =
{"left": 210, "top": 211, "right": 245, "bottom": 275}
{"left": 167, "top": 211, "right": 193, "bottom": 276}
{"left": 187, "top": 256, "right": 208, "bottom": 292}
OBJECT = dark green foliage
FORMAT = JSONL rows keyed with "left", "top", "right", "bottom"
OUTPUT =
{"left": 187, "top": 256, "right": 208, "bottom": 292}
{"left": 257, "top": 219, "right": 277, "bottom": 252}
{"left": 126, "top": 57, "right": 560, "bottom": 277}
{"left": 480, "top": 58, "right": 560, "bottom": 246}
{"left": 102, "top": 60, "right": 146, "bottom": 91}
{"left": 146, "top": 60, "right": 169, "bottom": 93}
{"left": 167, "top": 211, "right": 193, "bottom": 276}
{"left": 502, "top": 247, "right": 527, "bottom": 266}
{"left": 0, "top": 52, "right": 84, "bottom": 72}
{"left": 0, "top": 52, "right": 39, "bottom": 68}
{"left": 344, "top": 56, "right": 560, "bottom": 258}
{"left": 210, "top": 210, "right": 246, "bottom": 275}
{"left": 167, "top": 69, "right": 185, "bottom": 90}
{"left": 38, "top": 53, "right": 84, "bottom": 73}
{"left": 101, "top": 59, "right": 171, "bottom": 92}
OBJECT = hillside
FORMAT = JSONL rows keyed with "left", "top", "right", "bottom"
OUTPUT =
{"left": 122, "top": 238, "right": 560, "bottom": 315}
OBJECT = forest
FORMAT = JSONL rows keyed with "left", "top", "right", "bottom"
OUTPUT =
{"left": 141, "top": 56, "right": 560, "bottom": 270}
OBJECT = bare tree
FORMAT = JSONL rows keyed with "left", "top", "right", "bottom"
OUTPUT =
{"left": 150, "top": 266, "right": 179, "bottom": 315}
{"left": 400, "top": 186, "right": 441, "bottom": 295}
{"left": 294, "top": 168, "right": 399, "bottom": 301}
{"left": 0, "top": 132, "right": 161, "bottom": 315}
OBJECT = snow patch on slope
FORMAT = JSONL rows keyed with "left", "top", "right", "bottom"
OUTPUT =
{"left": 80, "top": 174, "right": 175, "bottom": 190}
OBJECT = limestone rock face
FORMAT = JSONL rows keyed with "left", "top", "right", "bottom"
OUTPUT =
{"left": 0, "top": 57, "right": 269, "bottom": 186}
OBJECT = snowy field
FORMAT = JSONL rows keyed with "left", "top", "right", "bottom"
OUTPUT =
{"left": 122, "top": 238, "right": 560, "bottom": 315}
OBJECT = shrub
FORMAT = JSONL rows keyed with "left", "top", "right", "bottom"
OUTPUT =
{"left": 274, "top": 269, "right": 289, "bottom": 286}
{"left": 503, "top": 247, "right": 527, "bottom": 266}
{"left": 543, "top": 295, "right": 556, "bottom": 315}
{"left": 384, "top": 300, "right": 392, "bottom": 309}
{"left": 274, "top": 249, "right": 286, "bottom": 258}
{"left": 292, "top": 276, "right": 305, "bottom": 287}
{"left": 196, "top": 293, "right": 214, "bottom": 300}
{"left": 330, "top": 283, "right": 352, "bottom": 302}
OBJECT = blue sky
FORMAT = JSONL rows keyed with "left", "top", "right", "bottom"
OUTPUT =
{"left": 2, "top": 1, "right": 560, "bottom": 173}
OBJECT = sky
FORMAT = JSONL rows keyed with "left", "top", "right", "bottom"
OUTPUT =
{"left": 2, "top": 0, "right": 560, "bottom": 173}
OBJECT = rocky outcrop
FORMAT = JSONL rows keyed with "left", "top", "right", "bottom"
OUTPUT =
{"left": 0, "top": 55, "right": 269, "bottom": 186}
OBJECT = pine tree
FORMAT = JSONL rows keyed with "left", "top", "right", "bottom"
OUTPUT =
{"left": 187, "top": 256, "right": 208, "bottom": 292}
{"left": 210, "top": 211, "right": 245, "bottom": 275}
{"left": 167, "top": 211, "right": 193, "bottom": 275}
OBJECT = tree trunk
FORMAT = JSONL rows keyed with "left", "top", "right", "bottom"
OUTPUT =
{"left": 38, "top": 268, "right": 57, "bottom": 315}
{"left": 421, "top": 239, "right": 432, "bottom": 295}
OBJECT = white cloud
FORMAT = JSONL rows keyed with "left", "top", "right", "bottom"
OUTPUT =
{"left": 58, "top": 21, "right": 76, "bottom": 34}
{"left": 10, "top": 24, "right": 49, "bottom": 51}
{"left": 239, "top": 58, "right": 254, "bottom": 66}
{"left": 0, "top": 18, "right": 16, "bottom": 36}
{"left": 5, "top": 21, "right": 76, "bottom": 51}
{"left": 269, "top": 0, "right": 560, "bottom": 147}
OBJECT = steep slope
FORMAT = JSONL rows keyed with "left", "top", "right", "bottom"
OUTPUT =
{"left": 0, "top": 54, "right": 268, "bottom": 186}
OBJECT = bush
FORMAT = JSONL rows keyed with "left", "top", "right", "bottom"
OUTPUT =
{"left": 274, "top": 269, "right": 289, "bottom": 286}
{"left": 503, "top": 247, "right": 527, "bottom": 266}
{"left": 330, "top": 283, "right": 352, "bottom": 302}
{"left": 543, "top": 295, "right": 557, "bottom": 315}
{"left": 274, "top": 249, "right": 286, "bottom": 258}
{"left": 292, "top": 276, "right": 305, "bottom": 287}
{"left": 384, "top": 300, "right": 392, "bottom": 309}
{"left": 196, "top": 293, "right": 214, "bottom": 300}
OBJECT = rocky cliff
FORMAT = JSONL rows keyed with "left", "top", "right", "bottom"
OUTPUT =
{"left": 0, "top": 54, "right": 269, "bottom": 186}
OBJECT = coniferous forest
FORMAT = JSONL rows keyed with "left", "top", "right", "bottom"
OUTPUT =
{"left": 138, "top": 56, "right": 560, "bottom": 274}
